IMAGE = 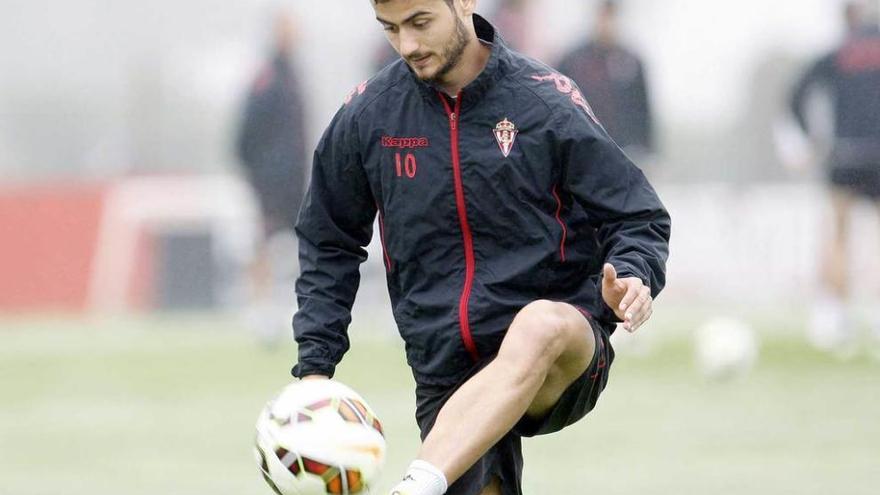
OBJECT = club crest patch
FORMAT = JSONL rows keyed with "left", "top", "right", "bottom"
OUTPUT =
{"left": 493, "top": 118, "right": 518, "bottom": 158}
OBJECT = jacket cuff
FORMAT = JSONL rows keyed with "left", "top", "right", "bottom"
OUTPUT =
{"left": 613, "top": 262, "right": 648, "bottom": 286}
{"left": 598, "top": 298, "right": 623, "bottom": 324}
{"left": 291, "top": 361, "right": 337, "bottom": 379}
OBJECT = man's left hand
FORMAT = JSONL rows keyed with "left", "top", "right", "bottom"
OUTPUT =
{"left": 601, "top": 263, "right": 652, "bottom": 332}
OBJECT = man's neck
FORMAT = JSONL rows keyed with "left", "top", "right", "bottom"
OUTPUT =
{"left": 437, "top": 37, "right": 492, "bottom": 97}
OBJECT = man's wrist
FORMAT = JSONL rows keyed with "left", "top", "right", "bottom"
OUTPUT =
{"left": 597, "top": 296, "right": 623, "bottom": 323}
{"left": 291, "top": 362, "right": 336, "bottom": 379}
{"left": 302, "top": 374, "right": 330, "bottom": 380}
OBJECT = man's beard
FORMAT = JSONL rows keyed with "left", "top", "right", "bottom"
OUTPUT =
{"left": 418, "top": 16, "right": 470, "bottom": 85}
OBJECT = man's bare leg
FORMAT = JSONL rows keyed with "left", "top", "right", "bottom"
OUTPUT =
{"left": 417, "top": 300, "right": 596, "bottom": 486}
{"left": 871, "top": 199, "right": 880, "bottom": 360}
{"left": 810, "top": 188, "right": 853, "bottom": 350}
{"left": 823, "top": 188, "right": 852, "bottom": 297}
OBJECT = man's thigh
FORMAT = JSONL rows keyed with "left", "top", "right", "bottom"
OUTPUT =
{"left": 829, "top": 166, "right": 880, "bottom": 203}
{"left": 515, "top": 316, "right": 615, "bottom": 437}
{"left": 521, "top": 303, "right": 596, "bottom": 419}
{"left": 415, "top": 383, "right": 525, "bottom": 495}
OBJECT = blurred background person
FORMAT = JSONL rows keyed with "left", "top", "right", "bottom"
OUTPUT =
{"left": 236, "top": 9, "right": 308, "bottom": 347}
{"left": 556, "top": 0, "right": 654, "bottom": 164}
{"left": 372, "top": 43, "right": 401, "bottom": 74}
{"left": 488, "top": 0, "right": 538, "bottom": 55}
{"left": 788, "top": 0, "right": 880, "bottom": 357}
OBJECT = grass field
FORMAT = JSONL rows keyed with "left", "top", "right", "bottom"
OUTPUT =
{"left": 1, "top": 311, "right": 878, "bottom": 495}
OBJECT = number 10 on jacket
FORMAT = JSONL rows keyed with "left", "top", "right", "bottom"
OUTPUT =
{"left": 394, "top": 153, "right": 417, "bottom": 179}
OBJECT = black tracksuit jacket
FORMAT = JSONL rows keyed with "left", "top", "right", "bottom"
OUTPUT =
{"left": 292, "top": 16, "right": 671, "bottom": 386}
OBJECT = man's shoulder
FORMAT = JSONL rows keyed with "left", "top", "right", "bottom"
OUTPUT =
{"left": 558, "top": 41, "right": 594, "bottom": 62}
{"left": 503, "top": 53, "right": 599, "bottom": 122}
{"left": 337, "top": 60, "right": 412, "bottom": 120}
{"left": 614, "top": 44, "right": 645, "bottom": 64}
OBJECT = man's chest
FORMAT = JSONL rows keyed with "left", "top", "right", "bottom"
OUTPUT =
{"left": 360, "top": 103, "right": 558, "bottom": 213}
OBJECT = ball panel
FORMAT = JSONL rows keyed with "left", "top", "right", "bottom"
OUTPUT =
{"left": 337, "top": 400, "right": 361, "bottom": 424}
{"left": 346, "top": 469, "right": 364, "bottom": 492}
{"left": 326, "top": 473, "right": 343, "bottom": 494}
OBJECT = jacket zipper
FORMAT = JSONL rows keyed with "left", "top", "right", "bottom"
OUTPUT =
{"left": 438, "top": 90, "right": 480, "bottom": 363}
{"left": 551, "top": 185, "right": 567, "bottom": 262}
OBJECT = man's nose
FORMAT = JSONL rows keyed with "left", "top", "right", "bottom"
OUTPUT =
{"left": 398, "top": 30, "right": 421, "bottom": 58}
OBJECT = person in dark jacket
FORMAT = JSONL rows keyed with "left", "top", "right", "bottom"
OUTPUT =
{"left": 556, "top": 0, "right": 654, "bottom": 159}
{"left": 236, "top": 10, "right": 308, "bottom": 346}
{"left": 789, "top": 1, "right": 880, "bottom": 356}
{"left": 293, "top": 1, "right": 670, "bottom": 494}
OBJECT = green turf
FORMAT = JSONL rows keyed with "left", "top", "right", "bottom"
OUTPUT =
{"left": 1, "top": 313, "right": 878, "bottom": 494}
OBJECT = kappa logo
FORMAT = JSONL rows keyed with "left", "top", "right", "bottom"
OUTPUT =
{"left": 493, "top": 118, "right": 518, "bottom": 157}
{"left": 531, "top": 72, "right": 601, "bottom": 125}
{"left": 381, "top": 136, "right": 430, "bottom": 149}
{"left": 343, "top": 80, "right": 369, "bottom": 105}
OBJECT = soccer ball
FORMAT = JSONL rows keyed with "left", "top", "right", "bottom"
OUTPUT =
{"left": 694, "top": 317, "right": 759, "bottom": 381}
{"left": 254, "top": 379, "right": 386, "bottom": 495}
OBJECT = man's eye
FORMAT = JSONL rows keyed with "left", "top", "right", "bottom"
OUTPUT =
{"left": 383, "top": 25, "right": 397, "bottom": 33}
{"left": 413, "top": 21, "right": 429, "bottom": 28}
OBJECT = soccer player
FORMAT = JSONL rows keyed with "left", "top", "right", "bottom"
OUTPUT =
{"left": 789, "top": 1, "right": 880, "bottom": 355}
{"left": 292, "top": 1, "right": 671, "bottom": 494}
{"left": 556, "top": 0, "right": 654, "bottom": 160}
{"left": 236, "top": 10, "right": 309, "bottom": 346}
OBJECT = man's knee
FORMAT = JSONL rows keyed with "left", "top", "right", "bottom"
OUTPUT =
{"left": 509, "top": 300, "right": 565, "bottom": 347}
{"left": 515, "top": 303, "right": 596, "bottom": 418}
{"left": 503, "top": 300, "right": 586, "bottom": 365}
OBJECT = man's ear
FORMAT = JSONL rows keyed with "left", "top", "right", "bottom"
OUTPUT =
{"left": 458, "top": 0, "right": 477, "bottom": 17}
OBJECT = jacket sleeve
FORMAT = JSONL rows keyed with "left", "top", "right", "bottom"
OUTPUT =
{"left": 291, "top": 107, "right": 376, "bottom": 378}
{"left": 632, "top": 59, "right": 654, "bottom": 153}
{"left": 554, "top": 101, "right": 671, "bottom": 322}
{"left": 236, "top": 63, "right": 279, "bottom": 170}
{"left": 790, "top": 54, "right": 833, "bottom": 133}
{"left": 236, "top": 84, "right": 266, "bottom": 170}
{"left": 288, "top": 72, "right": 309, "bottom": 173}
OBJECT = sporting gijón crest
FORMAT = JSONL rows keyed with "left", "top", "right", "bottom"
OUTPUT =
{"left": 493, "top": 118, "right": 518, "bottom": 158}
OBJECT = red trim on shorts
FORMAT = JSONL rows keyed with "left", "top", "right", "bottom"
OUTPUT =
{"left": 573, "top": 305, "right": 593, "bottom": 319}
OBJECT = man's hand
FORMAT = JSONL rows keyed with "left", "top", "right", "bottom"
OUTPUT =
{"left": 601, "top": 263, "right": 652, "bottom": 332}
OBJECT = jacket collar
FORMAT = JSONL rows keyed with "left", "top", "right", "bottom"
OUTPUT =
{"left": 412, "top": 14, "right": 509, "bottom": 110}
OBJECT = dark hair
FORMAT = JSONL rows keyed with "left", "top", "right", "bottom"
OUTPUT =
{"left": 599, "top": 0, "right": 618, "bottom": 14}
{"left": 374, "top": 0, "right": 455, "bottom": 8}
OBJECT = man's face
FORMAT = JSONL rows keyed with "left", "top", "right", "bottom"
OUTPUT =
{"left": 374, "top": 0, "right": 472, "bottom": 85}
{"left": 595, "top": 5, "right": 617, "bottom": 45}
{"left": 275, "top": 11, "right": 297, "bottom": 53}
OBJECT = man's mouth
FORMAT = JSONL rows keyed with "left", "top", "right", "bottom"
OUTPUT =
{"left": 409, "top": 54, "right": 432, "bottom": 69}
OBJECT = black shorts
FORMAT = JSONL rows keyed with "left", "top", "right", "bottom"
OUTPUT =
{"left": 828, "top": 145, "right": 880, "bottom": 198}
{"left": 829, "top": 166, "right": 880, "bottom": 198}
{"left": 248, "top": 173, "right": 304, "bottom": 235}
{"left": 413, "top": 316, "right": 615, "bottom": 495}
